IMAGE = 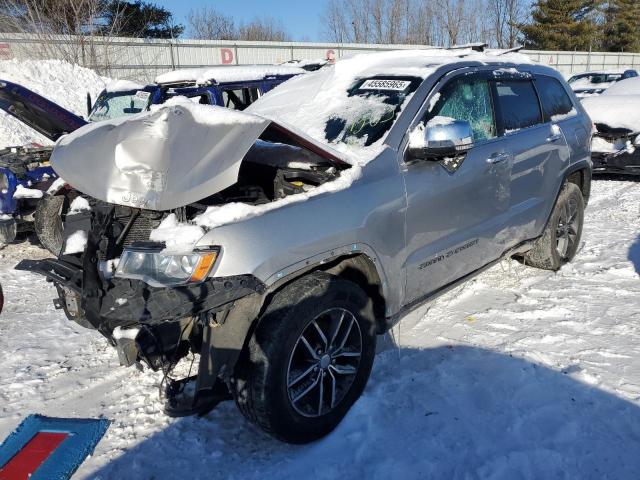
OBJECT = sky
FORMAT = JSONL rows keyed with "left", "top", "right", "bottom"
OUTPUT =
{"left": 153, "top": 0, "right": 327, "bottom": 42}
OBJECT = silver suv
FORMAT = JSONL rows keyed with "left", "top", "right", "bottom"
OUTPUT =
{"left": 19, "top": 50, "right": 592, "bottom": 443}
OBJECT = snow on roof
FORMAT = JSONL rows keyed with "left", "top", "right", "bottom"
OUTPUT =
{"left": 582, "top": 94, "right": 640, "bottom": 132}
{"left": 248, "top": 48, "right": 533, "bottom": 162}
{"left": 154, "top": 65, "right": 306, "bottom": 85}
{"left": 602, "top": 77, "right": 640, "bottom": 96}
{"left": 104, "top": 79, "right": 147, "bottom": 93}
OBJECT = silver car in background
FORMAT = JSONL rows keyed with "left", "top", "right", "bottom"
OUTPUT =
{"left": 19, "top": 49, "right": 592, "bottom": 443}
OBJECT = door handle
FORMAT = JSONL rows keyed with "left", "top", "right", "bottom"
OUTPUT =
{"left": 486, "top": 152, "right": 511, "bottom": 164}
{"left": 547, "top": 125, "right": 563, "bottom": 143}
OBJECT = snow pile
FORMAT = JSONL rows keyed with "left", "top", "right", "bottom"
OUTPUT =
{"left": 149, "top": 213, "right": 204, "bottom": 252}
{"left": 63, "top": 230, "right": 87, "bottom": 254}
{"left": 13, "top": 184, "right": 43, "bottom": 199}
{"left": 155, "top": 65, "right": 305, "bottom": 85}
{"left": 46, "top": 177, "right": 67, "bottom": 195}
{"left": 591, "top": 136, "right": 637, "bottom": 154}
{"left": 193, "top": 165, "right": 360, "bottom": 231}
{"left": 582, "top": 95, "right": 640, "bottom": 132}
{"left": 0, "top": 60, "right": 107, "bottom": 147}
{"left": 68, "top": 196, "right": 91, "bottom": 213}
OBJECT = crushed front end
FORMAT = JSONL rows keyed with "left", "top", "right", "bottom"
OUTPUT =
{"left": 17, "top": 197, "right": 266, "bottom": 416}
{"left": 591, "top": 125, "right": 640, "bottom": 176}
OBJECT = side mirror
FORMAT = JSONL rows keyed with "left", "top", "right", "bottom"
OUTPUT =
{"left": 86, "top": 92, "right": 92, "bottom": 118}
{"left": 407, "top": 118, "right": 474, "bottom": 161}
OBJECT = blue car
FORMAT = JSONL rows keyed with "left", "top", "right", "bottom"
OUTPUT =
{"left": 0, "top": 65, "right": 303, "bottom": 249}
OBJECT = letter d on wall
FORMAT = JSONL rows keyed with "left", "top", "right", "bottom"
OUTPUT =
{"left": 220, "top": 48, "right": 234, "bottom": 64}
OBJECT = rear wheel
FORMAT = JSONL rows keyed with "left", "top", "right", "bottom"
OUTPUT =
{"left": 34, "top": 195, "right": 65, "bottom": 256}
{"left": 233, "top": 272, "right": 376, "bottom": 443}
{"left": 524, "top": 182, "right": 584, "bottom": 270}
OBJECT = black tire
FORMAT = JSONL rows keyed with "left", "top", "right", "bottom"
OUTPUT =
{"left": 233, "top": 272, "right": 376, "bottom": 443}
{"left": 34, "top": 195, "right": 65, "bottom": 256}
{"left": 524, "top": 182, "right": 584, "bottom": 270}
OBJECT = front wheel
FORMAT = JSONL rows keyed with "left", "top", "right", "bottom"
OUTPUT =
{"left": 34, "top": 195, "right": 65, "bottom": 256}
{"left": 233, "top": 272, "right": 376, "bottom": 443}
{"left": 524, "top": 182, "right": 585, "bottom": 270}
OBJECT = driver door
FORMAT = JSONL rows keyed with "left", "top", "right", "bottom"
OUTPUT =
{"left": 402, "top": 73, "right": 511, "bottom": 304}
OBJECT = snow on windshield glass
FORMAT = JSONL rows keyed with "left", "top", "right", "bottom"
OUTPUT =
{"left": 89, "top": 90, "right": 151, "bottom": 122}
{"left": 568, "top": 73, "right": 621, "bottom": 89}
{"left": 323, "top": 76, "right": 421, "bottom": 147}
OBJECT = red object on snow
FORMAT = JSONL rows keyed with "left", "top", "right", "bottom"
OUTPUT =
{"left": 0, "top": 432, "right": 68, "bottom": 480}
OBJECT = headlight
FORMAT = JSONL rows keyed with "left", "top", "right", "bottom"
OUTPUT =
{"left": 115, "top": 248, "right": 219, "bottom": 287}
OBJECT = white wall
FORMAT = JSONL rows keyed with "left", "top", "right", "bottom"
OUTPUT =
{"left": 1, "top": 33, "right": 638, "bottom": 82}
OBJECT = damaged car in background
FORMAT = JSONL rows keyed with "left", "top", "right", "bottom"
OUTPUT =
{"left": 582, "top": 76, "right": 640, "bottom": 175}
{"left": 0, "top": 64, "right": 304, "bottom": 250}
{"left": 18, "top": 48, "right": 592, "bottom": 443}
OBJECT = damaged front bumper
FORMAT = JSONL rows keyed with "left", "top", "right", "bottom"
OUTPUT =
{"left": 16, "top": 257, "right": 264, "bottom": 331}
{"left": 16, "top": 257, "right": 267, "bottom": 415}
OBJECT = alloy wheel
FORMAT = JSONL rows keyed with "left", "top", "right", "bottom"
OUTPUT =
{"left": 286, "top": 308, "right": 363, "bottom": 418}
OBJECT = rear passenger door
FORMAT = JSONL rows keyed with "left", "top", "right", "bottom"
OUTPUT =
{"left": 492, "top": 75, "right": 570, "bottom": 247}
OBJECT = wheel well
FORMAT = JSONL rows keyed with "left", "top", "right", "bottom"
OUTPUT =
{"left": 566, "top": 168, "right": 591, "bottom": 205}
{"left": 321, "top": 254, "right": 386, "bottom": 333}
{"left": 265, "top": 254, "right": 387, "bottom": 334}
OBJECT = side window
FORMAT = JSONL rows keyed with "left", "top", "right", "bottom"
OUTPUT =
{"left": 535, "top": 76, "right": 575, "bottom": 121}
{"left": 495, "top": 80, "right": 542, "bottom": 132}
{"left": 221, "top": 87, "right": 261, "bottom": 110}
{"left": 426, "top": 77, "right": 496, "bottom": 141}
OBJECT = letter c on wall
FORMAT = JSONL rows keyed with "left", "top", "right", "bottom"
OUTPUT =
{"left": 326, "top": 49, "right": 335, "bottom": 63}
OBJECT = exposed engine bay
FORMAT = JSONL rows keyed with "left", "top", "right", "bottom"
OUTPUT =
{"left": 0, "top": 145, "right": 53, "bottom": 175}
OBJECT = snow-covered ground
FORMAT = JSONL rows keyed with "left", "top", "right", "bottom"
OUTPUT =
{"left": 0, "top": 176, "right": 638, "bottom": 479}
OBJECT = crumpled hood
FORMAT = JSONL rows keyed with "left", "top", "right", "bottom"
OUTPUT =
{"left": 51, "top": 100, "right": 349, "bottom": 211}
{"left": 51, "top": 103, "right": 274, "bottom": 211}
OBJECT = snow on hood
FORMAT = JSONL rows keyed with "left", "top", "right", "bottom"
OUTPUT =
{"left": 582, "top": 95, "right": 640, "bottom": 132}
{"left": 602, "top": 77, "right": 640, "bottom": 96}
{"left": 155, "top": 65, "right": 305, "bottom": 85}
{"left": 50, "top": 96, "right": 349, "bottom": 211}
{"left": 51, "top": 102, "right": 271, "bottom": 211}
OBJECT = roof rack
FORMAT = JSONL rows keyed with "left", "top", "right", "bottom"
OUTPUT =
{"left": 448, "top": 43, "right": 489, "bottom": 52}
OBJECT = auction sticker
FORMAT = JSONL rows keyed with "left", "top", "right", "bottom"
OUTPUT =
{"left": 360, "top": 79, "right": 411, "bottom": 91}
{"left": 135, "top": 90, "right": 151, "bottom": 101}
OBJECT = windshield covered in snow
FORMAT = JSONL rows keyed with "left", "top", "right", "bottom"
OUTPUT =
{"left": 89, "top": 90, "right": 152, "bottom": 122}
{"left": 568, "top": 73, "right": 622, "bottom": 89}
{"left": 324, "top": 77, "right": 421, "bottom": 147}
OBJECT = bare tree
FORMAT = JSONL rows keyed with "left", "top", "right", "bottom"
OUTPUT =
{"left": 488, "top": 0, "right": 526, "bottom": 48}
{"left": 187, "top": 6, "right": 236, "bottom": 40}
{"left": 0, "top": 0, "right": 160, "bottom": 76}
{"left": 186, "top": 9, "right": 290, "bottom": 42}
{"left": 238, "top": 17, "right": 290, "bottom": 42}
{"left": 321, "top": 0, "right": 526, "bottom": 47}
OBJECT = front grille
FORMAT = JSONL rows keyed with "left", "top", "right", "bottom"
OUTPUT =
{"left": 122, "top": 212, "right": 164, "bottom": 247}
